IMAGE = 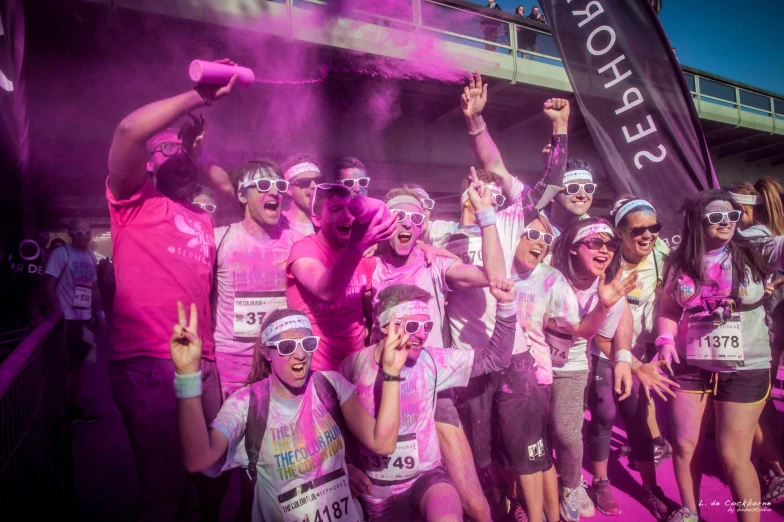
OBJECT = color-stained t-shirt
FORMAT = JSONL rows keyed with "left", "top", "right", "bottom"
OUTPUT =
{"left": 370, "top": 249, "right": 456, "bottom": 347}
{"left": 559, "top": 277, "right": 626, "bottom": 372}
{"left": 623, "top": 241, "right": 668, "bottom": 359}
{"left": 339, "top": 345, "right": 473, "bottom": 503}
{"left": 282, "top": 215, "right": 315, "bottom": 243}
{"left": 514, "top": 263, "right": 581, "bottom": 384}
{"left": 286, "top": 234, "right": 375, "bottom": 371}
{"left": 665, "top": 237, "right": 784, "bottom": 372}
{"left": 208, "top": 372, "right": 359, "bottom": 522}
{"left": 212, "top": 222, "right": 295, "bottom": 362}
{"left": 106, "top": 177, "right": 216, "bottom": 361}
{"left": 44, "top": 245, "right": 98, "bottom": 321}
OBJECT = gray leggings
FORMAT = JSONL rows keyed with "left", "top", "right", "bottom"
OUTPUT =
{"left": 549, "top": 369, "right": 589, "bottom": 489}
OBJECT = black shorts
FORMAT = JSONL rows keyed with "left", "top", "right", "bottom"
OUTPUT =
{"left": 434, "top": 391, "right": 460, "bottom": 427}
{"left": 66, "top": 320, "right": 91, "bottom": 371}
{"left": 457, "top": 352, "right": 553, "bottom": 475}
{"left": 672, "top": 359, "right": 770, "bottom": 404}
{"left": 361, "top": 465, "right": 454, "bottom": 521}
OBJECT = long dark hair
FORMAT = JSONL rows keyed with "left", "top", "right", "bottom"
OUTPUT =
{"left": 246, "top": 308, "right": 310, "bottom": 385}
{"left": 550, "top": 217, "right": 622, "bottom": 285}
{"left": 663, "top": 190, "right": 771, "bottom": 293}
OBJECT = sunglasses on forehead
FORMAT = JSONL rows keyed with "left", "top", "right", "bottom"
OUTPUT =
{"left": 564, "top": 183, "right": 597, "bottom": 195}
{"left": 243, "top": 179, "right": 289, "bottom": 193}
{"left": 421, "top": 198, "right": 435, "bottom": 210}
{"left": 392, "top": 209, "right": 426, "bottom": 226}
{"left": 149, "top": 141, "right": 183, "bottom": 157}
{"left": 579, "top": 237, "right": 620, "bottom": 252}
{"left": 289, "top": 176, "right": 325, "bottom": 189}
{"left": 265, "top": 336, "right": 320, "bottom": 356}
{"left": 704, "top": 210, "right": 742, "bottom": 225}
{"left": 619, "top": 222, "right": 662, "bottom": 237}
{"left": 395, "top": 319, "right": 434, "bottom": 335}
{"left": 340, "top": 177, "right": 370, "bottom": 189}
{"left": 191, "top": 202, "right": 217, "bottom": 214}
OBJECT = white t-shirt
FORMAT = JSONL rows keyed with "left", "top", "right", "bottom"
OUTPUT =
{"left": 370, "top": 249, "right": 457, "bottom": 347}
{"left": 425, "top": 179, "right": 529, "bottom": 353}
{"left": 339, "top": 345, "right": 473, "bottom": 503}
{"left": 559, "top": 278, "right": 626, "bottom": 371}
{"left": 44, "top": 245, "right": 97, "bottom": 321}
{"left": 623, "top": 241, "right": 668, "bottom": 359}
{"left": 208, "top": 372, "right": 361, "bottom": 522}
{"left": 283, "top": 215, "right": 315, "bottom": 243}
{"left": 212, "top": 223, "right": 295, "bottom": 361}
{"left": 514, "top": 264, "right": 582, "bottom": 384}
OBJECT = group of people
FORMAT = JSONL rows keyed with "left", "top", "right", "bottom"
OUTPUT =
{"left": 49, "top": 65, "right": 783, "bottom": 522}
{"left": 485, "top": 1, "right": 547, "bottom": 23}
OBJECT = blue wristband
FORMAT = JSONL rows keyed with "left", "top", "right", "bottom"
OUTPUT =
{"left": 475, "top": 207, "right": 497, "bottom": 228}
{"left": 174, "top": 371, "right": 203, "bottom": 399}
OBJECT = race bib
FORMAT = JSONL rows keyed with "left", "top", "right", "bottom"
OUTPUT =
{"left": 445, "top": 237, "right": 483, "bottom": 267}
{"left": 359, "top": 433, "right": 419, "bottom": 482}
{"left": 545, "top": 327, "right": 572, "bottom": 368}
{"left": 73, "top": 285, "right": 92, "bottom": 309}
{"left": 233, "top": 291, "right": 286, "bottom": 341}
{"left": 686, "top": 314, "right": 744, "bottom": 364}
{"left": 278, "top": 468, "right": 359, "bottom": 522}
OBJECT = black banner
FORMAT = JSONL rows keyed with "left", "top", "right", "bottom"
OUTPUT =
{"left": 541, "top": 0, "right": 720, "bottom": 247}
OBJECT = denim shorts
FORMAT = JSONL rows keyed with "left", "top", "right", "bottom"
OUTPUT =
{"left": 361, "top": 465, "right": 454, "bottom": 521}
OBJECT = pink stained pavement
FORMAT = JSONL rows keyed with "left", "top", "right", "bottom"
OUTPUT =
{"left": 70, "top": 338, "right": 784, "bottom": 521}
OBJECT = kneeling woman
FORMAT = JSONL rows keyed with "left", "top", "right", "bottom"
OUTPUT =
{"left": 169, "top": 302, "right": 408, "bottom": 522}
{"left": 657, "top": 190, "right": 783, "bottom": 522}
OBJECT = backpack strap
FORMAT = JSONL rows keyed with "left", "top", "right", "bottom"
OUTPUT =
{"left": 244, "top": 378, "right": 271, "bottom": 486}
{"left": 313, "top": 372, "right": 349, "bottom": 438}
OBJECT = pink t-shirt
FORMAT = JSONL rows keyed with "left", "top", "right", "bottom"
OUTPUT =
{"left": 106, "top": 177, "right": 216, "bottom": 360}
{"left": 286, "top": 234, "right": 375, "bottom": 371}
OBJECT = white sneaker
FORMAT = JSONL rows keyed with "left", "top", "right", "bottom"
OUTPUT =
{"left": 577, "top": 478, "right": 595, "bottom": 518}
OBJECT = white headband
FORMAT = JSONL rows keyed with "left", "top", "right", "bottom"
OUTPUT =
{"left": 386, "top": 195, "right": 423, "bottom": 212}
{"left": 261, "top": 315, "right": 313, "bottom": 344}
{"left": 573, "top": 223, "right": 614, "bottom": 243}
{"left": 614, "top": 199, "right": 656, "bottom": 227}
{"left": 563, "top": 169, "right": 593, "bottom": 183}
{"left": 284, "top": 162, "right": 320, "bottom": 181}
{"left": 378, "top": 300, "right": 430, "bottom": 327}
{"left": 730, "top": 192, "right": 762, "bottom": 206}
{"left": 237, "top": 167, "right": 280, "bottom": 196}
{"left": 460, "top": 182, "right": 501, "bottom": 206}
{"left": 410, "top": 188, "right": 430, "bottom": 200}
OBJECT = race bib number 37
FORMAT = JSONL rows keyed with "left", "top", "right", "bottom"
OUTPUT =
{"left": 686, "top": 315, "right": 743, "bottom": 363}
{"left": 233, "top": 291, "right": 286, "bottom": 341}
{"left": 278, "top": 468, "right": 359, "bottom": 522}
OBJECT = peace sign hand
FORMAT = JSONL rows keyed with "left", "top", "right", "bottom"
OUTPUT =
{"left": 381, "top": 313, "right": 411, "bottom": 377}
{"left": 170, "top": 301, "right": 202, "bottom": 375}
{"left": 466, "top": 167, "right": 493, "bottom": 212}
{"left": 597, "top": 267, "right": 638, "bottom": 309}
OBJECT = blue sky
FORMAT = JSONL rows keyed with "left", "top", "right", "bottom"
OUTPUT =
{"left": 659, "top": 0, "right": 784, "bottom": 95}
{"left": 501, "top": 1, "right": 782, "bottom": 95}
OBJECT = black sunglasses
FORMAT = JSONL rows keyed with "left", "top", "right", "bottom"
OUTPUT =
{"left": 619, "top": 222, "right": 663, "bottom": 237}
{"left": 579, "top": 238, "right": 620, "bottom": 253}
{"left": 289, "top": 176, "right": 325, "bottom": 189}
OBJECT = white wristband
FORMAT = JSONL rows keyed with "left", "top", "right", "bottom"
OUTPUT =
{"left": 174, "top": 371, "right": 203, "bottom": 399}
{"left": 614, "top": 350, "right": 633, "bottom": 365}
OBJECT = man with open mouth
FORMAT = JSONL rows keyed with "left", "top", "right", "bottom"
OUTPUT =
{"left": 339, "top": 278, "right": 518, "bottom": 522}
{"left": 286, "top": 183, "right": 397, "bottom": 372}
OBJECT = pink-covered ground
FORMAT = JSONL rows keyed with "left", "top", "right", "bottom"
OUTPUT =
{"left": 72, "top": 342, "right": 784, "bottom": 521}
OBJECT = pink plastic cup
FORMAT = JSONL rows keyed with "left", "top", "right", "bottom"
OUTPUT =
{"left": 349, "top": 196, "right": 392, "bottom": 224}
{"left": 189, "top": 60, "right": 255, "bottom": 88}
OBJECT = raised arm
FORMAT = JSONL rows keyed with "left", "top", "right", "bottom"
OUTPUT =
{"left": 169, "top": 302, "right": 230, "bottom": 473}
{"left": 470, "top": 278, "right": 517, "bottom": 377}
{"left": 462, "top": 72, "right": 514, "bottom": 197}
{"left": 108, "top": 71, "right": 237, "bottom": 200}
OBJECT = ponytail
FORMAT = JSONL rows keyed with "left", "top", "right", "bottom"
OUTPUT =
{"left": 755, "top": 177, "right": 784, "bottom": 236}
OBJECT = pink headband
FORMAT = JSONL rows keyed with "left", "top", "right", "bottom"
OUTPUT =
{"left": 573, "top": 223, "right": 614, "bottom": 243}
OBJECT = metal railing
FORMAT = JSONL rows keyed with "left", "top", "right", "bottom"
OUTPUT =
{"left": 0, "top": 312, "right": 73, "bottom": 515}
